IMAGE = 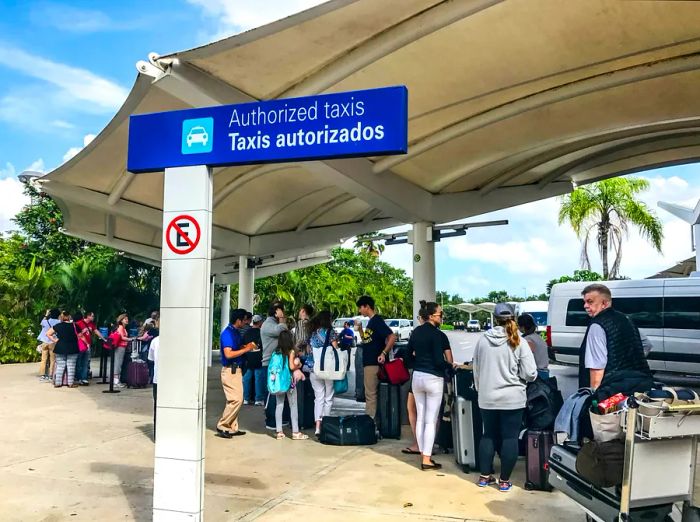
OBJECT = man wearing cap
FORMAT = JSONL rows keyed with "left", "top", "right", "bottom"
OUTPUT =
{"left": 217, "top": 309, "right": 256, "bottom": 438}
{"left": 242, "top": 314, "right": 265, "bottom": 406}
{"left": 578, "top": 283, "right": 652, "bottom": 390}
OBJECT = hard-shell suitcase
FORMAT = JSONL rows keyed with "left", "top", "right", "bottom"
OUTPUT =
{"left": 320, "top": 415, "right": 377, "bottom": 445}
{"left": 524, "top": 430, "right": 554, "bottom": 491}
{"left": 354, "top": 346, "right": 365, "bottom": 402}
{"left": 548, "top": 444, "right": 673, "bottom": 522}
{"left": 452, "top": 369, "right": 482, "bottom": 473}
{"left": 295, "top": 375, "right": 315, "bottom": 430}
{"left": 378, "top": 382, "right": 401, "bottom": 439}
{"left": 127, "top": 359, "right": 149, "bottom": 388}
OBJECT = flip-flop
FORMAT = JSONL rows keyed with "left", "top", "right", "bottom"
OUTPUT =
{"left": 401, "top": 448, "right": 420, "bottom": 455}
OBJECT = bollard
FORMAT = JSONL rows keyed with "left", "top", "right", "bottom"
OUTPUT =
{"left": 102, "top": 347, "right": 121, "bottom": 394}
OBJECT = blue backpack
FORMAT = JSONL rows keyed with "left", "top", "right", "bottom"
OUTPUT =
{"left": 267, "top": 351, "right": 291, "bottom": 394}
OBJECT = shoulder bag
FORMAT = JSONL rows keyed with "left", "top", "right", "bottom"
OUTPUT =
{"left": 313, "top": 329, "right": 347, "bottom": 381}
{"left": 74, "top": 323, "right": 89, "bottom": 353}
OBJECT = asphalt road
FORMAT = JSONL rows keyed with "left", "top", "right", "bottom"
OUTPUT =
{"left": 445, "top": 329, "right": 700, "bottom": 398}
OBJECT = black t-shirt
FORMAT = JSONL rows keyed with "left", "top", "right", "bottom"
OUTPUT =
{"left": 360, "top": 314, "right": 393, "bottom": 367}
{"left": 408, "top": 322, "right": 451, "bottom": 378}
{"left": 53, "top": 321, "right": 79, "bottom": 355}
{"left": 242, "top": 327, "right": 263, "bottom": 369}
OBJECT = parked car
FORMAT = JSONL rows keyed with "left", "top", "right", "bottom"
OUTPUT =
{"left": 466, "top": 319, "right": 480, "bottom": 332}
{"left": 548, "top": 277, "right": 700, "bottom": 374}
{"left": 385, "top": 319, "right": 413, "bottom": 342}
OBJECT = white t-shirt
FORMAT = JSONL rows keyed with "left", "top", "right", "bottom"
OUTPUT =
{"left": 148, "top": 336, "right": 160, "bottom": 384}
{"left": 37, "top": 318, "right": 60, "bottom": 344}
{"left": 584, "top": 324, "right": 653, "bottom": 369}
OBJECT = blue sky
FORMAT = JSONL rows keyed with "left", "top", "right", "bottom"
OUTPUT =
{"left": 1, "top": 1, "right": 699, "bottom": 300}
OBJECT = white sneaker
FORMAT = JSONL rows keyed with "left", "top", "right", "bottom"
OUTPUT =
{"left": 243, "top": 400, "right": 251, "bottom": 405}
{"left": 254, "top": 401, "right": 264, "bottom": 406}
{"left": 114, "top": 381, "right": 126, "bottom": 388}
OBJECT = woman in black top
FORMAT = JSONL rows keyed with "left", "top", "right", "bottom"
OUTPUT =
{"left": 408, "top": 300, "right": 453, "bottom": 470}
{"left": 47, "top": 311, "right": 80, "bottom": 388}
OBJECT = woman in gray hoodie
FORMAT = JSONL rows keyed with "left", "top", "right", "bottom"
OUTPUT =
{"left": 472, "top": 303, "right": 537, "bottom": 492}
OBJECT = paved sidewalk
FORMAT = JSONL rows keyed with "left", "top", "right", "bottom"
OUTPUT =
{"left": 0, "top": 362, "right": 582, "bottom": 521}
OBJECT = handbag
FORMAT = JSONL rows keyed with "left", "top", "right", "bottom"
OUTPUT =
{"left": 589, "top": 410, "right": 624, "bottom": 442}
{"left": 313, "top": 329, "right": 347, "bottom": 380}
{"left": 378, "top": 357, "right": 410, "bottom": 385}
{"left": 74, "top": 323, "right": 89, "bottom": 353}
{"left": 333, "top": 348, "right": 352, "bottom": 394}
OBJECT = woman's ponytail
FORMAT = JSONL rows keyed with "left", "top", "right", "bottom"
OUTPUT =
{"left": 505, "top": 318, "right": 520, "bottom": 349}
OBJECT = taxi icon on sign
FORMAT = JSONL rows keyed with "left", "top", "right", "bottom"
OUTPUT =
{"left": 186, "top": 126, "right": 209, "bottom": 147}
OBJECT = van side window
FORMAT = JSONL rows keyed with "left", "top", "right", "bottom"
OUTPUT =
{"left": 565, "top": 300, "right": 590, "bottom": 327}
{"left": 565, "top": 297, "right": 663, "bottom": 329}
{"left": 665, "top": 297, "right": 700, "bottom": 330}
{"left": 615, "top": 297, "right": 663, "bottom": 329}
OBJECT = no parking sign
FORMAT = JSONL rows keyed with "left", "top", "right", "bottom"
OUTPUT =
{"left": 165, "top": 214, "right": 201, "bottom": 255}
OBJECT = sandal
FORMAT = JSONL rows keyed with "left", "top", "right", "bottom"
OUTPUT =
{"left": 292, "top": 432, "right": 309, "bottom": 440}
{"left": 401, "top": 448, "right": 421, "bottom": 455}
{"left": 276, "top": 432, "right": 286, "bottom": 440}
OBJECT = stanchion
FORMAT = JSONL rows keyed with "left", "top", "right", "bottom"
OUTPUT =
{"left": 102, "top": 347, "right": 120, "bottom": 394}
{"left": 98, "top": 347, "right": 108, "bottom": 382}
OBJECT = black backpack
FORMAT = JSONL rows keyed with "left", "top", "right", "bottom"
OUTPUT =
{"left": 525, "top": 378, "right": 561, "bottom": 430}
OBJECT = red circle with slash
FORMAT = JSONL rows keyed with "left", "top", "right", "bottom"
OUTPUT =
{"left": 165, "top": 214, "right": 201, "bottom": 255}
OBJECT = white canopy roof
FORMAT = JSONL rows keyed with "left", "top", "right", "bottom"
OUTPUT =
{"left": 41, "top": 0, "right": 700, "bottom": 271}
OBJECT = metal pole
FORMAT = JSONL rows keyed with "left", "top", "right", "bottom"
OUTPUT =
{"left": 102, "top": 347, "right": 120, "bottom": 394}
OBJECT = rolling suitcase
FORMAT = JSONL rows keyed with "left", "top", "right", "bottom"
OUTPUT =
{"left": 452, "top": 369, "right": 482, "bottom": 473}
{"left": 295, "top": 375, "right": 316, "bottom": 430}
{"left": 127, "top": 359, "right": 149, "bottom": 388}
{"left": 378, "top": 382, "right": 401, "bottom": 439}
{"left": 354, "top": 346, "right": 365, "bottom": 402}
{"left": 320, "top": 415, "right": 377, "bottom": 445}
{"left": 548, "top": 444, "right": 673, "bottom": 522}
{"left": 524, "top": 430, "right": 553, "bottom": 491}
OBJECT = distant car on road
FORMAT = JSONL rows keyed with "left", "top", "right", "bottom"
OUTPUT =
{"left": 385, "top": 319, "right": 413, "bottom": 341}
{"left": 466, "top": 319, "right": 481, "bottom": 332}
{"left": 186, "top": 126, "right": 209, "bottom": 147}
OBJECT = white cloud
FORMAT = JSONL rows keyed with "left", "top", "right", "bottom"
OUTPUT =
{"left": 187, "top": 0, "right": 327, "bottom": 39}
{"left": 30, "top": 3, "right": 114, "bottom": 33}
{"left": 25, "top": 159, "right": 46, "bottom": 174}
{"left": 0, "top": 164, "right": 30, "bottom": 234}
{"left": 51, "top": 120, "right": 75, "bottom": 129}
{"left": 62, "top": 133, "right": 96, "bottom": 163}
{"left": 0, "top": 43, "right": 128, "bottom": 111}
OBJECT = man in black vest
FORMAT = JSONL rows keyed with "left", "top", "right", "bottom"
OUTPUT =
{"left": 578, "top": 284, "right": 652, "bottom": 390}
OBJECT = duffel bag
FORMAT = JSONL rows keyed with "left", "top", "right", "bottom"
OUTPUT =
{"left": 575, "top": 439, "right": 625, "bottom": 488}
{"left": 319, "top": 415, "right": 377, "bottom": 446}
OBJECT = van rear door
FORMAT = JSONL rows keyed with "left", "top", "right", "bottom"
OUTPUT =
{"left": 663, "top": 278, "right": 700, "bottom": 374}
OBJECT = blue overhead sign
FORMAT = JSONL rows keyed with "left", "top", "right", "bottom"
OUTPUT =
{"left": 127, "top": 86, "right": 408, "bottom": 173}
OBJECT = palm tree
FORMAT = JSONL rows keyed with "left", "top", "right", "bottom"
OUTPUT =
{"left": 558, "top": 177, "right": 663, "bottom": 279}
{"left": 354, "top": 232, "right": 385, "bottom": 257}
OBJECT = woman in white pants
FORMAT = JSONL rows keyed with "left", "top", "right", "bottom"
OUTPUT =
{"left": 408, "top": 301, "right": 453, "bottom": 470}
{"left": 308, "top": 311, "right": 339, "bottom": 436}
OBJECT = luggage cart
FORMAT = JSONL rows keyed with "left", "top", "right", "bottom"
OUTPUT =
{"left": 615, "top": 399, "right": 700, "bottom": 522}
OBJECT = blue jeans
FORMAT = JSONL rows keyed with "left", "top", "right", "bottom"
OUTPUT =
{"left": 243, "top": 366, "right": 267, "bottom": 402}
{"left": 76, "top": 348, "right": 91, "bottom": 381}
{"left": 537, "top": 369, "right": 550, "bottom": 381}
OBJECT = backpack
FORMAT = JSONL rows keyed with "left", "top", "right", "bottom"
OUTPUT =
{"left": 525, "top": 378, "right": 560, "bottom": 430}
{"left": 267, "top": 351, "right": 291, "bottom": 394}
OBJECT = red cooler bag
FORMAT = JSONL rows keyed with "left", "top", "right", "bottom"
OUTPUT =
{"left": 378, "top": 358, "right": 410, "bottom": 385}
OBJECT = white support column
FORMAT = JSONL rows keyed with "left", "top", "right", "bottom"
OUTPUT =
{"left": 411, "top": 222, "right": 436, "bottom": 323}
{"left": 238, "top": 256, "right": 255, "bottom": 312}
{"left": 220, "top": 285, "right": 231, "bottom": 332}
{"left": 153, "top": 165, "right": 212, "bottom": 522}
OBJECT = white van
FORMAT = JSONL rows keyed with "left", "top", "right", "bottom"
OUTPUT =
{"left": 514, "top": 301, "right": 549, "bottom": 333}
{"left": 547, "top": 278, "right": 700, "bottom": 374}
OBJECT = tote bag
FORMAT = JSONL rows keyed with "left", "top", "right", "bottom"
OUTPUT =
{"left": 313, "top": 329, "right": 348, "bottom": 381}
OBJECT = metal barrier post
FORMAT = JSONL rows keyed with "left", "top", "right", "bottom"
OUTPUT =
{"left": 102, "top": 346, "right": 120, "bottom": 394}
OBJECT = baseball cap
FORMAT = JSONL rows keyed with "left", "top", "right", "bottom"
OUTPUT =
{"left": 493, "top": 303, "right": 515, "bottom": 319}
{"left": 252, "top": 314, "right": 263, "bottom": 323}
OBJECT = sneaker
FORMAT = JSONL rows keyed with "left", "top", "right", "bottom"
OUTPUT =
{"left": 498, "top": 480, "right": 512, "bottom": 492}
{"left": 477, "top": 475, "right": 496, "bottom": 488}
{"left": 115, "top": 382, "right": 126, "bottom": 389}
{"left": 254, "top": 401, "right": 264, "bottom": 406}
{"left": 243, "top": 400, "right": 251, "bottom": 405}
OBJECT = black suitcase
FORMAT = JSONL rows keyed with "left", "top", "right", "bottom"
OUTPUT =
{"left": 524, "top": 430, "right": 553, "bottom": 491}
{"left": 295, "top": 375, "right": 315, "bottom": 430}
{"left": 354, "top": 346, "right": 365, "bottom": 401}
{"left": 320, "top": 415, "right": 377, "bottom": 445}
{"left": 378, "top": 382, "right": 401, "bottom": 439}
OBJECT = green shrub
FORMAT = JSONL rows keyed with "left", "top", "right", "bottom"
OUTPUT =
{"left": 440, "top": 324, "right": 455, "bottom": 331}
{"left": 0, "top": 316, "right": 39, "bottom": 364}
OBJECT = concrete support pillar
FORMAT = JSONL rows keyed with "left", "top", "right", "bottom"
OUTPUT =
{"left": 154, "top": 165, "right": 212, "bottom": 521}
{"left": 220, "top": 285, "right": 231, "bottom": 332}
{"left": 411, "top": 222, "right": 436, "bottom": 323}
{"left": 238, "top": 256, "right": 255, "bottom": 312}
